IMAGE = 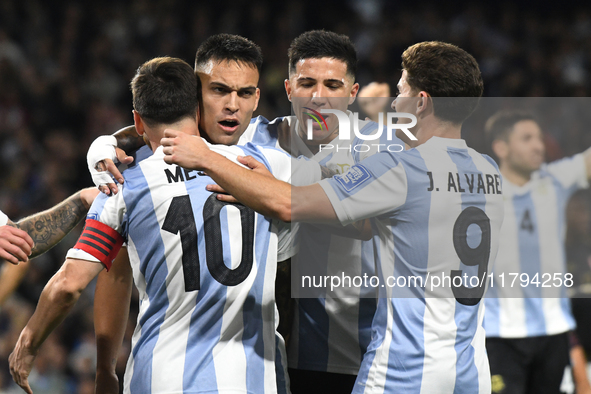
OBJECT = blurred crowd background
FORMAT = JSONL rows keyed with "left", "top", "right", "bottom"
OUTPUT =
{"left": 1, "top": 0, "right": 591, "bottom": 392}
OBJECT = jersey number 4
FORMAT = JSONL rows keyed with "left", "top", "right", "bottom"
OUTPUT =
{"left": 162, "top": 194, "right": 255, "bottom": 292}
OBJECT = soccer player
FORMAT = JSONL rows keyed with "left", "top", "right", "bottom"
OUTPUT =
{"left": 88, "top": 31, "right": 387, "bottom": 393}
{"left": 160, "top": 41, "right": 505, "bottom": 393}
{"left": 9, "top": 56, "right": 319, "bottom": 394}
{"left": 484, "top": 110, "right": 591, "bottom": 394}
{"left": 85, "top": 34, "right": 277, "bottom": 391}
{"left": 264, "top": 31, "right": 384, "bottom": 394}
{"left": 0, "top": 188, "right": 98, "bottom": 306}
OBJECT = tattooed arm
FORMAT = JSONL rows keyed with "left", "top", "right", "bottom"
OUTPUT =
{"left": 0, "top": 188, "right": 98, "bottom": 307}
{"left": 11, "top": 188, "right": 98, "bottom": 258}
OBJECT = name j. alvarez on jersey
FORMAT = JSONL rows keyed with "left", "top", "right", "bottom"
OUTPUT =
{"left": 426, "top": 171, "right": 502, "bottom": 195}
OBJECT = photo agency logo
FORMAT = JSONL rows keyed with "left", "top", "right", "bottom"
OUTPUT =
{"left": 304, "top": 108, "right": 418, "bottom": 153}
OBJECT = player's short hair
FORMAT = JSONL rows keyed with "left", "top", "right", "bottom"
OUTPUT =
{"left": 401, "top": 41, "right": 484, "bottom": 124}
{"left": 131, "top": 57, "right": 198, "bottom": 127}
{"left": 194, "top": 34, "right": 263, "bottom": 74}
{"left": 485, "top": 110, "right": 538, "bottom": 142}
{"left": 288, "top": 30, "right": 357, "bottom": 78}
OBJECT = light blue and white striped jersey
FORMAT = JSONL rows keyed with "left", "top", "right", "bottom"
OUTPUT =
{"left": 71, "top": 140, "right": 319, "bottom": 394}
{"left": 0, "top": 209, "right": 8, "bottom": 226}
{"left": 239, "top": 115, "right": 286, "bottom": 149}
{"left": 484, "top": 154, "right": 588, "bottom": 338}
{"left": 241, "top": 115, "right": 390, "bottom": 375}
{"left": 319, "top": 137, "right": 504, "bottom": 394}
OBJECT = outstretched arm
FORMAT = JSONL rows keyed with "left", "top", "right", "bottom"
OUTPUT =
{"left": 12, "top": 187, "right": 98, "bottom": 259}
{"left": 95, "top": 249, "right": 133, "bottom": 394}
{"left": 9, "top": 258, "right": 104, "bottom": 394}
{"left": 161, "top": 129, "right": 336, "bottom": 223}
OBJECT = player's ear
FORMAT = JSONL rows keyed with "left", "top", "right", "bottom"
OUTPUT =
{"left": 284, "top": 79, "right": 292, "bottom": 102}
{"left": 133, "top": 110, "right": 145, "bottom": 136}
{"left": 492, "top": 139, "right": 508, "bottom": 160}
{"left": 253, "top": 88, "right": 260, "bottom": 112}
{"left": 416, "top": 92, "right": 432, "bottom": 118}
{"left": 348, "top": 82, "right": 360, "bottom": 105}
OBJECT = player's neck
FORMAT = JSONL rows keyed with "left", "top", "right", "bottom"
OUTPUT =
{"left": 499, "top": 163, "right": 532, "bottom": 187}
{"left": 145, "top": 118, "right": 199, "bottom": 152}
{"left": 411, "top": 118, "right": 462, "bottom": 147}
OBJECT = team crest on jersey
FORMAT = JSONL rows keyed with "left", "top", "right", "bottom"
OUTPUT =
{"left": 334, "top": 164, "right": 371, "bottom": 191}
{"left": 87, "top": 213, "right": 99, "bottom": 221}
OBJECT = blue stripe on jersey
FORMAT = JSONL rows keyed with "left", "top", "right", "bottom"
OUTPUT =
{"left": 244, "top": 217, "right": 273, "bottom": 394}
{"left": 122, "top": 166, "right": 171, "bottom": 394}
{"left": 181, "top": 177, "right": 226, "bottom": 392}
{"left": 512, "top": 194, "right": 547, "bottom": 336}
{"left": 241, "top": 142, "right": 276, "bottom": 176}
{"left": 446, "top": 147, "right": 486, "bottom": 394}
{"left": 134, "top": 145, "right": 154, "bottom": 164}
{"left": 182, "top": 282, "right": 224, "bottom": 391}
{"left": 249, "top": 116, "right": 282, "bottom": 147}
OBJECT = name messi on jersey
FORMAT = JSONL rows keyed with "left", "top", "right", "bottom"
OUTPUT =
{"left": 164, "top": 166, "right": 203, "bottom": 183}
{"left": 427, "top": 171, "right": 502, "bottom": 195}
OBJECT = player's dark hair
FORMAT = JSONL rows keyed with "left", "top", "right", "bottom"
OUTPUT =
{"left": 485, "top": 110, "right": 538, "bottom": 142}
{"left": 288, "top": 30, "right": 357, "bottom": 78}
{"left": 131, "top": 57, "right": 198, "bottom": 127}
{"left": 194, "top": 34, "right": 263, "bottom": 73}
{"left": 401, "top": 41, "right": 484, "bottom": 124}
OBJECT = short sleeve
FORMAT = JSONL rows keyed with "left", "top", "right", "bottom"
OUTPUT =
{"left": 545, "top": 153, "right": 589, "bottom": 195}
{"left": 318, "top": 152, "right": 408, "bottom": 226}
{"left": 68, "top": 190, "right": 127, "bottom": 270}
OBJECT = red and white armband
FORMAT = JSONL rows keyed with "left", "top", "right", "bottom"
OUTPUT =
{"left": 72, "top": 219, "right": 123, "bottom": 271}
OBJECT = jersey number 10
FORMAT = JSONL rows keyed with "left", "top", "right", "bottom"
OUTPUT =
{"left": 162, "top": 194, "right": 255, "bottom": 292}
